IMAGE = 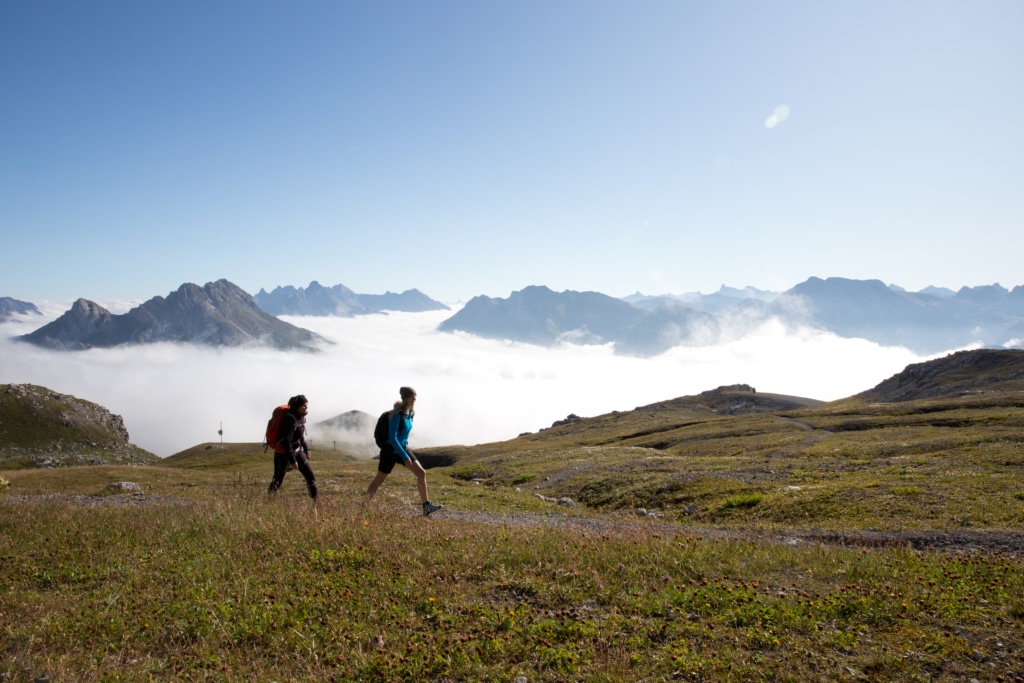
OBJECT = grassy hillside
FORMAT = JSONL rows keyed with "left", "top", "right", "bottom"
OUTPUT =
{"left": 2, "top": 350, "right": 1023, "bottom": 681}
{"left": 420, "top": 383, "right": 1024, "bottom": 532}
{"left": 0, "top": 383, "right": 158, "bottom": 469}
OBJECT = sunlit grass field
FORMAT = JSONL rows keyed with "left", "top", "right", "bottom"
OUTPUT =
{"left": 3, "top": 388, "right": 1024, "bottom": 681}
{"left": 432, "top": 392, "right": 1024, "bottom": 532}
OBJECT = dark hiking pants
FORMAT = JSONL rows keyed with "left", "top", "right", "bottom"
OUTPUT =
{"left": 268, "top": 450, "right": 318, "bottom": 500}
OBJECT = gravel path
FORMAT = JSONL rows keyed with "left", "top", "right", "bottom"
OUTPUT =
{"left": 431, "top": 508, "right": 1024, "bottom": 557}
{"left": 7, "top": 493, "right": 1023, "bottom": 556}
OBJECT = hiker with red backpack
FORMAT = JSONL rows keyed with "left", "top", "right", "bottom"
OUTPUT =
{"left": 267, "top": 394, "right": 318, "bottom": 501}
{"left": 365, "top": 386, "right": 441, "bottom": 516}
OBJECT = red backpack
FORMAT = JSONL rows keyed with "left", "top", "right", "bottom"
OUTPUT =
{"left": 264, "top": 405, "right": 290, "bottom": 452}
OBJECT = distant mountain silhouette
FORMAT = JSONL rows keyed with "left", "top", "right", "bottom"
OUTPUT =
{"left": 254, "top": 281, "right": 448, "bottom": 316}
{"left": 254, "top": 281, "right": 365, "bottom": 316}
{"left": 0, "top": 296, "right": 41, "bottom": 321}
{"left": 438, "top": 278, "right": 1024, "bottom": 356}
{"left": 918, "top": 285, "right": 956, "bottom": 298}
{"left": 356, "top": 289, "right": 449, "bottom": 313}
{"left": 438, "top": 285, "right": 715, "bottom": 356}
{"left": 625, "top": 285, "right": 778, "bottom": 314}
{"left": 308, "top": 410, "right": 377, "bottom": 457}
{"left": 18, "top": 279, "right": 320, "bottom": 351}
{"left": 772, "top": 277, "right": 1024, "bottom": 353}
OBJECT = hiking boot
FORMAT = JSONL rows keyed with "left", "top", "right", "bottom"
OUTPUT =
{"left": 422, "top": 501, "right": 442, "bottom": 516}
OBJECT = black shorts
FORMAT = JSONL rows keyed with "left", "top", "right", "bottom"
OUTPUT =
{"left": 378, "top": 448, "right": 415, "bottom": 474}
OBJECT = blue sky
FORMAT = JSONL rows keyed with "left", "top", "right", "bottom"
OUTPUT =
{"left": 2, "top": 1, "right": 1022, "bottom": 305}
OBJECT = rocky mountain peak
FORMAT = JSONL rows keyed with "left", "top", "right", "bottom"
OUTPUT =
{"left": 17, "top": 280, "right": 321, "bottom": 351}
{"left": 69, "top": 298, "right": 113, "bottom": 328}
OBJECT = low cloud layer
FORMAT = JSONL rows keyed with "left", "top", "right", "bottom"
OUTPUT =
{"left": 1, "top": 307, "right": 933, "bottom": 458}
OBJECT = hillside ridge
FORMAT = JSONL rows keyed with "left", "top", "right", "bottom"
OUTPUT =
{"left": 0, "top": 383, "right": 158, "bottom": 468}
{"left": 856, "top": 348, "right": 1024, "bottom": 402}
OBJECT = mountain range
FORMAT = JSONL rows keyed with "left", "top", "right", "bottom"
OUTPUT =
{"left": 254, "top": 281, "right": 449, "bottom": 316}
{"left": 16, "top": 280, "right": 320, "bottom": 351}
{"left": 0, "top": 296, "right": 40, "bottom": 322}
{"left": 440, "top": 278, "right": 1024, "bottom": 356}
{"left": 6, "top": 276, "right": 1024, "bottom": 355}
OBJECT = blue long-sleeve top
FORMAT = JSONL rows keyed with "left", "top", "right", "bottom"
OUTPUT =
{"left": 387, "top": 410, "right": 414, "bottom": 463}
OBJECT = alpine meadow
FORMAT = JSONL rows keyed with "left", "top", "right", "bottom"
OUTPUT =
{"left": 2, "top": 349, "right": 1024, "bottom": 681}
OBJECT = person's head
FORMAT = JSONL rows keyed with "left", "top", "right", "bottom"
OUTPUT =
{"left": 399, "top": 386, "right": 417, "bottom": 411}
{"left": 288, "top": 394, "right": 309, "bottom": 416}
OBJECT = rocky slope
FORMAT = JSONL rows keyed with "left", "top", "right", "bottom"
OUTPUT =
{"left": 17, "top": 279, "right": 321, "bottom": 351}
{"left": 855, "top": 348, "right": 1024, "bottom": 402}
{"left": 0, "top": 384, "right": 158, "bottom": 468}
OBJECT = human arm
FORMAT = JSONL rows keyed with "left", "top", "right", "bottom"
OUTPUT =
{"left": 297, "top": 417, "right": 310, "bottom": 458}
{"left": 387, "top": 411, "right": 413, "bottom": 463}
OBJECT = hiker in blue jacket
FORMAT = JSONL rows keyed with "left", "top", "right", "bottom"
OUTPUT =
{"left": 365, "top": 386, "right": 442, "bottom": 516}
{"left": 268, "top": 394, "right": 318, "bottom": 500}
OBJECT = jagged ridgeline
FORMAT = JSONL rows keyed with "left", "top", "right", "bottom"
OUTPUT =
{"left": 438, "top": 279, "right": 1024, "bottom": 356}
{"left": 0, "top": 384, "right": 158, "bottom": 468}
{"left": 253, "top": 280, "right": 449, "bottom": 316}
{"left": 17, "top": 279, "right": 321, "bottom": 351}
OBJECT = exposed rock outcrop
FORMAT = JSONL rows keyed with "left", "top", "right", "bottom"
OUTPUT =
{"left": 0, "top": 384, "right": 158, "bottom": 468}
{"left": 856, "top": 349, "right": 1024, "bottom": 402}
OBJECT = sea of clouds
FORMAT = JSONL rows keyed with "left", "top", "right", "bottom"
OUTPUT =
{"left": 1, "top": 304, "right": 941, "bottom": 458}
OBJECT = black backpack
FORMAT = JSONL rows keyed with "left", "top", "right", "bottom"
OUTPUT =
{"left": 373, "top": 410, "right": 392, "bottom": 449}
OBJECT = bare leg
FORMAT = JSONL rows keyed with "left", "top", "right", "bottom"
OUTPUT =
{"left": 405, "top": 459, "right": 429, "bottom": 504}
{"left": 365, "top": 471, "right": 389, "bottom": 503}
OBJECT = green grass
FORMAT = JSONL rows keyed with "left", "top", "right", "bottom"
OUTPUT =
{"left": 2, "top": 449, "right": 1024, "bottom": 682}
{"left": 3, "top": 386, "right": 1024, "bottom": 680}
{"left": 419, "top": 392, "right": 1024, "bottom": 532}
{"left": 721, "top": 492, "right": 764, "bottom": 509}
